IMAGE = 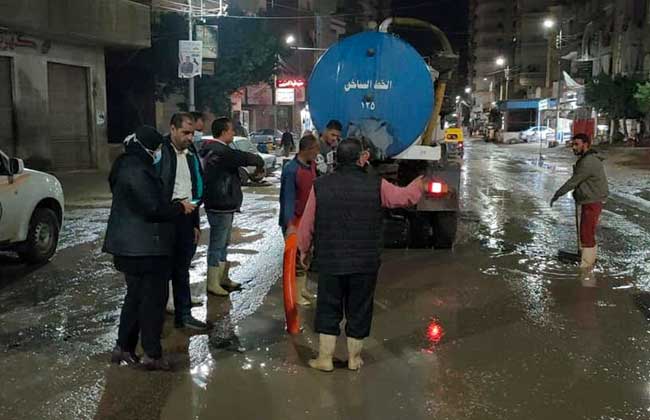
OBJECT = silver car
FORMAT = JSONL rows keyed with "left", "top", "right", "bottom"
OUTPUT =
{"left": 230, "top": 137, "right": 277, "bottom": 185}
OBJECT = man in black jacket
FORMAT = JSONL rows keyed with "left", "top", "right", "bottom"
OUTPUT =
{"left": 104, "top": 126, "right": 195, "bottom": 370}
{"left": 157, "top": 112, "right": 208, "bottom": 331}
{"left": 200, "top": 117, "right": 264, "bottom": 295}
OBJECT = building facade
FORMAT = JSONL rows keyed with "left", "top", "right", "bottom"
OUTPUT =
{"left": 0, "top": 0, "right": 151, "bottom": 171}
{"left": 469, "top": 0, "right": 516, "bottom": 109}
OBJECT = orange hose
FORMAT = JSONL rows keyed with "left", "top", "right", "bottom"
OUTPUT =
{"left": 283, "top": 222, "right": 301, "bottom": 335}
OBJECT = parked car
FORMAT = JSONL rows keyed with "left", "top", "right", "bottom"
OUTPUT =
{"left": 230, "top": 136, "right": 277, "bottom": 185}
{"left": 518, "top": 126, "right": 555, "bottom": 143}
{"left": 200, "top": 136, "right": 277, "bottom": 185}
{"left": 0, "top": 149, "right": 64, "bottom": 263}
{"left": 250, "top": 129, "right": 282, "bottom": 152}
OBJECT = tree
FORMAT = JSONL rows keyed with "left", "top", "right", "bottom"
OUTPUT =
{"left": 634, "top": 81, "right": 650, "bottom": 138}
{"left": 151, "top": 8, "right": 288, "bottom": 115}
{"left": 585, "top": 73, "right": 642, "bottom": 139}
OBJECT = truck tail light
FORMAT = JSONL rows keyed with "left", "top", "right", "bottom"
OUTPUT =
{"left": 427, "top": 180, "right": 448, "bottom": 197}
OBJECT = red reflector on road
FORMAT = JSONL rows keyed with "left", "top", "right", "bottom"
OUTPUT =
{"left": 427, "top": 320, "right": 444, "bottom": 343}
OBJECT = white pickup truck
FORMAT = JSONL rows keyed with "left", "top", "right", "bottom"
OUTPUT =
{"left": 0, "top": 149, "right": 64, "bottom": 263}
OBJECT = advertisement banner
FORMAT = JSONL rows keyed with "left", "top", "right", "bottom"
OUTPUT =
{"left": 276, "top": 87, "right": 295, "bottom": 104}
{"left": 178, "top": 40, "right": 202, "bottom": 78}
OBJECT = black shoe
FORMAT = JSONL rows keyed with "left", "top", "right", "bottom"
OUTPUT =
{"left": 110, "top": 345, "right": 140, "bottom": 365}
{"left": 141, "top": 355, "right": 172, "bottom": 371}
{"left": 176, "top": 317, "right": 211, "bottom": 331}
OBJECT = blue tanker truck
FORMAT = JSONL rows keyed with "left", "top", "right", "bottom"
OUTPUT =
{"left": 307, "top": 18, "right": 461, "bottom": 248}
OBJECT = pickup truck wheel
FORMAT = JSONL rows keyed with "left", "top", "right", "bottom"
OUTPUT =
{"left": 238, "top": 167, "right": 250, "bottom": 186}
{"left": 18, "top": 208, "right": 60, "bottom": 264}
{"left": 432, "top": 211, "right": 457, "bottom": 249}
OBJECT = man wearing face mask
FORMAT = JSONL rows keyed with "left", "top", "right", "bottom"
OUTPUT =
{"left": 158, "top": 113, "right": 209, "bottom": 331}
{"left": 104, "top": 126, "right": 196, "bottom": 370}
{"left": 551, "top": 133, "right": 609, "bottom": 268}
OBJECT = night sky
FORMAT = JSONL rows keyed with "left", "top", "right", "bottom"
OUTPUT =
{"left": 389, "top": 0, "right": 470, "bottom": 91}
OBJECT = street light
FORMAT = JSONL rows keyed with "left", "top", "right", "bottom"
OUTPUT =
{"left": 543, "top": 16, "right": 563, "bottom": 144}
{"left": 465, "top": 87, "right": 472, "bottom": 94}
{"left": 495, "top": 57, "right": 510, "bottom": 100}
{"left": 543, "top": 18, "right": 556, "bottom": 29}
{"left": 285, "top": 34, "right": 296, "bottom": 45}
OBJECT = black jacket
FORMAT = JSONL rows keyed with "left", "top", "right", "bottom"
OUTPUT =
{"left": 199, "top": 140, "right": 263, "bottom": 212}
{"left": 314, "top": 165, "right": 383, "bottom": 275}
{"left": 157, "top": 135, "right": 204, "bottom": 228}
{"left": 103, "top": 142, "right": 183, "bottom": 257}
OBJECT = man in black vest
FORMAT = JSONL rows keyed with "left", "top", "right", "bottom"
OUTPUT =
{"left": 297, "top": 138, "right": 427, "bottom": 372}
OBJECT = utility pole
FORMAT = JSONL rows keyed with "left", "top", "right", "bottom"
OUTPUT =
{"left": 504, "top": 65, "right": 510, "bottom": 100}
{"left": 187, "top": 0, "right": 196, "bottom": 112}
{"left": 555, "top": 27, "right": 563, "bottom": 143}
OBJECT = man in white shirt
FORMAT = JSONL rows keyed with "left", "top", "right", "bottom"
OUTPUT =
{"left": 158, "top": 113, "right": 209, "bottom": 331}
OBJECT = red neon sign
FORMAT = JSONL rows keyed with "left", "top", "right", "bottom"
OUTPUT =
{"left": 277, "top": 79, "right": 306, "bottom": 88}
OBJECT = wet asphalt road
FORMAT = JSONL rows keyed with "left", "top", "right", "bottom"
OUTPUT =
{"left": 2, "top": 139, "right": 650, "bottom": 420}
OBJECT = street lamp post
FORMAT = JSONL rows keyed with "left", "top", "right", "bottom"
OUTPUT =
{"left": 543, "top": 17, "right": 564, "bottom": 143}
{"left": 495, "top": 57, "right": 510, "bottom": 101}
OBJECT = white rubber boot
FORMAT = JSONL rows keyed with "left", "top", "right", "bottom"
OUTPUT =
{"left": 165, "top": 282, "right": 175, "bottom": 314}
{"left": 220, "top": 261, "right": 242, "bottom": 292}
{"left": 308, "top": 334, "right": 336, "bottom": 372}
{"left": 580, "top": 246, "right": 597, "bottom": 269}
{"left": 347, "top": 337, "right": 364, "bottom": 371}
{"left": 207, "top": 266, "right": 229, "bottom": 296}
{"left": 295, "top": 274, "right": 311, "bottom": 306}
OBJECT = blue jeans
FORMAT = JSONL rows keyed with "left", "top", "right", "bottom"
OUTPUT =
{"left": 207, "top": 212, "right": 234, "bottom": 267}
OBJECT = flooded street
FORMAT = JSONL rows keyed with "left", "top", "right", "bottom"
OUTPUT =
{"left": 2, "top": 140, "right": 650, "bottom": 420}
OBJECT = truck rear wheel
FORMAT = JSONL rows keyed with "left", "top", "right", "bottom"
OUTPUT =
{"left": 18, "top": 208, "right": 60, "bottom": 264}
{"left": 431, "top": 211, "right": 457, "bottom": 249}
{"left": 408, "top": 213, "right": 434, "bottom": 248}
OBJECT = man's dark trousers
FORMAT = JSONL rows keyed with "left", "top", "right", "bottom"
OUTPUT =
{"left": 118, "top": 265, "right": 170, "bottom": 359}
{"left": 314, "top": 271, "right": 379, "bottom": 339}
{"left": 171, "top": 212, "right": 197, "bottom": 325}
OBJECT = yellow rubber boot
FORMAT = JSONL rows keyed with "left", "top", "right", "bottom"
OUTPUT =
{"left": 308, "top": 334, "right": 336, "bottom": 372}
{"left": 295, "top": 274, "right": 311, "bottom": 306}
{"left": 347, "top": 337, "right": 364, "bottom": 371}
{"left": 220, "top": 261, "right": 241, "bottom": 292}
{"left": 207, "top": 266, "right": 229, "bottom": 296}
{"left": 580, "top": 246, "right": 597, "bottom": 269}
